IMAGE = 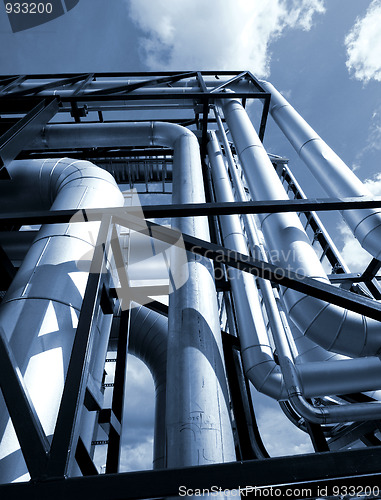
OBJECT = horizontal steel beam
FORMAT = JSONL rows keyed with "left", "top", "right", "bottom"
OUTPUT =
{"left": 1, "top": 207, "right": 381, "bottom": 320}
{"left": 2, "top": 446, "right": 381, "bottom": 499}
{"left": 1, "top": 196, "right": 381, "bottom": 227}
{"left": 142, "top": 196, "right": 381, "bottom": 217}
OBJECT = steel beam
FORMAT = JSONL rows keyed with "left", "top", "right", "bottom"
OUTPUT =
{"left": 0, "top": 76, "right": 26, "bottom": 95}
{"left": 210, "top": 71, "right": 249, "bottom": 94}
{"left": 1, "top": 196, "right": 381, "bottom": 228}
{"left": 2, "top": 447, "right": 381, "bottom": 499}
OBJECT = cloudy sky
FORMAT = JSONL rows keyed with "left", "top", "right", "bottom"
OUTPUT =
{"left": 1, "top": 0, "right": 381, "bottom": 471}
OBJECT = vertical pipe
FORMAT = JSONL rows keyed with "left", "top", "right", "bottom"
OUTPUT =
{"left": 166, "top": 131, "right": 236, "bottom": 467}
{"left": 128, "top": 305, "right": 168, "bottom": 470}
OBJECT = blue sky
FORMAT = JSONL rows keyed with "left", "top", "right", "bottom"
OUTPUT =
{"left": 1, "top": 0, "right": 381, "bottom": 471}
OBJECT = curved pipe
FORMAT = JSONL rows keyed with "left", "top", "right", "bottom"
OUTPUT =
{"left": 0, "top": 158, "right": 124, "bottom": 483}
{"left": 208, "top": 132, "right": 381, "bottom": 408}
{"left": 221, "top": 98, "right": 381, "bottom": 358}
{"left": 260, "top": 80, "right": 381, "bottom": 260}
{"left": 128, "top": 305, "right": 167, "bottom": 470}
{"left": 30, "top": 122, "right": 236, "bottom": 467}
{"left": 273, "top": 322, "right": 381, "bottom": 425}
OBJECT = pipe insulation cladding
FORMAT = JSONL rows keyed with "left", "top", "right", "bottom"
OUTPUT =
{"left": 0, "top": 158, "right": 125, "bottom": 483}
{"left": 260, "top": 80, "right": 381, "bottom": 260}
{"left": 221, "top": 98, "right": 381, "bottom": 358}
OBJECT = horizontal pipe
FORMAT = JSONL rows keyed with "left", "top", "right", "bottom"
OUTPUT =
{"left": 274, "top": 328, "right": 381, "bottom": 424}
{"left": 260, "top": 80, "right": 381, "bottom": 260}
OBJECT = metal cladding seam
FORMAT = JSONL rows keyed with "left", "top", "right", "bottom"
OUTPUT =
{"left": 221, "top": 98, "right": 381, "bottom": 358}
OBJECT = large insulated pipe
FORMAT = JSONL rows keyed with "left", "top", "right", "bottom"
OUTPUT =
{"left": 128, "top": 305, "right": 167, "bottom": 470}
{"left": 0, "top": 158, "right": 124, "bottom": 483}
{"left": 166, "top": 127, "right": 236, "bottom": 468}
{"left": 260, "top": 81, "right": 381, "bottom": 259}
{"left": 30, "top": 122, "right": 236, "bottom": 468}
{"left": 208, "top": 132, "right": 381, "bottom": 409}
{"left": 221, "top": 98, "right": 381, "bottom": 358}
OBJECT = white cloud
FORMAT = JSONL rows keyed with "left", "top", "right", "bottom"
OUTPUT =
{"left": 364, "top": 172, "right": 381, "bottom": 195}
{"left": 345, "top": 0, "right": 381, "bottom": 82}
{"left": 338, "top": 224, "right": 371, "bottom": 272}
{"left": 338, "top": 173, "right": 381, "bottom": 272}
{"left": 127, "top": 0, "right": 325, "bottom": 76}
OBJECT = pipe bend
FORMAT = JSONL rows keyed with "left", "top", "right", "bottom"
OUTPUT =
{"left": 151, "top": 121, "right": 198, "bottom": 148}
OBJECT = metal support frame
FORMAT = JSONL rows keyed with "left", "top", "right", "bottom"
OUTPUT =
{"left": 1, "top": 205, "right": 380, "bottom": 319}
{"left": 2, "top": 74, "right": 92, "bottom": 98}
{"left": 2, "top": 71, "right": 381, "bottom": 497}
{"left": 0, "top": 71, "right": 270, "bottom": 161}
{"left": 1, "top": 196, "right": 381, "bottom": 226}
{"left": 3, "top": 446, "right": 381, "bottom": 499}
